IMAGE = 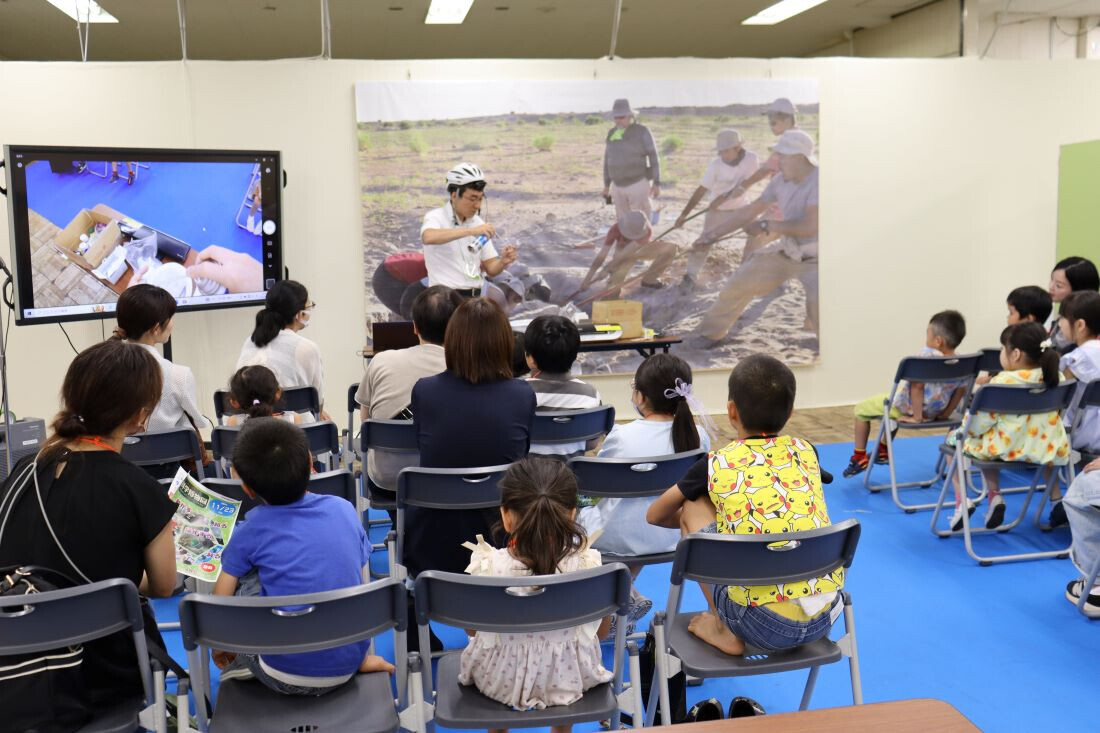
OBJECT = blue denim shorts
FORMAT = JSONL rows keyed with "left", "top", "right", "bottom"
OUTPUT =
{"left": 700, "top": 522, "right": 837, "bottom": 652}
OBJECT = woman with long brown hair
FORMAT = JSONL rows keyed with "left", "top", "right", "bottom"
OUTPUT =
{"left": 0, "top": 340, "right": 178, "bottom": 724}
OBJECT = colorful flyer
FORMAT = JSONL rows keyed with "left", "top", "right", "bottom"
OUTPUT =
{"left": 166, "top": 468, "right": 241, "bottom": 582}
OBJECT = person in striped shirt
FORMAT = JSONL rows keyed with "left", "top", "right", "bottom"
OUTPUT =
{"left": 524, "top": 315, "right": 602, "bottom": 457}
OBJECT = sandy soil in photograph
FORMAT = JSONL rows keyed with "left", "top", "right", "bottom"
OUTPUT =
{"left": 358, "top": 104, "right": 819, "bottom": 374}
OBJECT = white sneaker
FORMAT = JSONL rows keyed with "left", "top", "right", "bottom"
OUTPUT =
{"left": 949, "top": 499, "right": 976, "bottom": 531}
{"left": 985, "top": 494, "right": 1006, "bottom": 529}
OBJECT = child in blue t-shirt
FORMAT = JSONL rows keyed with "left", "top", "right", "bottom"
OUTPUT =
{"left": 213, "top": 417, "right": 393, "bottom": 695}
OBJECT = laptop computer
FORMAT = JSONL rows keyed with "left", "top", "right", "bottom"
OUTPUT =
{"left": 372, "top": 321, "right": 419, "bottom": 354}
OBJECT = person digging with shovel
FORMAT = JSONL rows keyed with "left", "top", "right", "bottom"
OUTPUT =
{"left": 575, "top": 211, "right": 676, "bottom": 301}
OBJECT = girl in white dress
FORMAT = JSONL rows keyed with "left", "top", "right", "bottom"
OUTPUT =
{"left": 458, "top": 457, "right": 613, "bottom": 728}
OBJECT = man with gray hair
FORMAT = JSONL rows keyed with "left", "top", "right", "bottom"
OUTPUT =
{"left": 602, "top": 98, "right": 661, "bottom": 222}
{"left": 674, "top": 129, "right": 760, "bottom": 291}
{"left": 698, "top": 129, "right": 819, "bottom": 344}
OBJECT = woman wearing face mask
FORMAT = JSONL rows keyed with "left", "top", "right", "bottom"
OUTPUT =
{"left": 236, "top": 280, "right": 327, "bottom": 419}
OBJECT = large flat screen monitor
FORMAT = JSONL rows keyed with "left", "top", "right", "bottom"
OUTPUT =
{"left": 2, "top": 145, "right": 283, "bottom": 325}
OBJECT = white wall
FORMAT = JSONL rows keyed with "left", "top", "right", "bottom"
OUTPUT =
{"left": 0, "top": 57, "right": 1093, "bottom": 427}
{"left": 811, "top": 0, "right": 961, "bottom": 58}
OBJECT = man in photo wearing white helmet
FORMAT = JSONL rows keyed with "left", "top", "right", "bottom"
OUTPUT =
{"left": 673, "top": 129, "right": 760, "bottom": 292}
{"left": 577, "top": 210, "right": 676, "bottom": 300}
{"left": 420, "top": 162, "right": 517, "bottom": 298}
{"left": 698, "top": 129, "right": 819, "bottom": 344}
{"left": 602, "top": 98, "right": 661, "bottom": 222}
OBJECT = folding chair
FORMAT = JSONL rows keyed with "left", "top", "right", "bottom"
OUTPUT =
{"left": 1078, "top": 555, "right": 1100, "bottom": 618}
{"left": 929, "top": 381, "right": 1076, "bottom": 565}
{"left": 394, "top": 464, "right": 510, "bottom": 578}
{"left": 567, "top": 448, "right": 705, "bottom": 566}
{"left": 651, "top": 520, "right": 863, "bottom": 726}
{"left": 530, "top": 404, "right": 616, "bottom": 452}
{"left": 361, "top": 419, "right": 419, "bottom": 561}
{"left": 864, "top": 353, "right": 982, "bottom": 512}
{"left": 213, "top": 386, "right": 320, "bottom": 426}
{"left": 122, "top": 426, "right": 206, "bottom": 480}
{"left": 0, "top": 577, "right": 164, "bottom": 733}
{"left": 211, "top": 421, "right": 340, "bottom": 477}
{"left": 203, "top": 469, "right": 357, "bottom": 519}
{"left": 1067, "top": 379, "right": 1100, "bottom": 482}
{"left": 977, "top": 347, "right": 1002, "bottom": 376}
{"left": 180, "top": 578, "right": 418, "bottom": 733}
{"left": 411, "top": 564, "right": 643, "bottom": 732}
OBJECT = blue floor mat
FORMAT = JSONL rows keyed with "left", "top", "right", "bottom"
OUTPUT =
{"left": 152, "top": 436, "right": 1097, "bottom": 730}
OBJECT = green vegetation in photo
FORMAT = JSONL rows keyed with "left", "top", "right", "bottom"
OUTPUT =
{"left": 533, "top": 135, "right": 555, "bottom": 152}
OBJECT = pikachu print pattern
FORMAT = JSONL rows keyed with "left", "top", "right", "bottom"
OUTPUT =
{"left": 708, "top": 436, "right": 845, "bottom": 607}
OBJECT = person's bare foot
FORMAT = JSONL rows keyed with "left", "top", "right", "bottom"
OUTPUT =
{"left": 687, "top": 612, "right": 745, "bottom": 656}
{"left": 358, "top": 653, "right": 396, "bottom": 674}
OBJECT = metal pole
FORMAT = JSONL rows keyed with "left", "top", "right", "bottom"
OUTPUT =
{"left": 0, "top": 262, "right": 13, "bottom": 474}
{"left": 608, "top": 0, "right": 623, "bottom": 59}
{"left": 177, "top": 0, "right": 188, "bottom": 61}
{"left": 321, "top": 0, "right": 333, "bottom": 58}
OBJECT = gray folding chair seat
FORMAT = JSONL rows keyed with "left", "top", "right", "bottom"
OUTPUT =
{"left": 412, "top": 564, "right": 642, "bottom": 732}
{"left": 121, "top": 427, "right": 206, "bottom": 480}
{"left": 180, "top": 578, "right": 414, "bottom": 733}
{"left": 651, "top": 520, "right": 862, "bottom": 726}
{"left": 530, "top": 405, "right": 616, "bottom": 454}
{"left": 929, "top": 381, "right": 1076, "bottom": 564}
{"left": 567, "top": 449, "right": 705, "bottom": 567}
{"left": 863, "top": 352, "right": 982, "bottom": 512}
{"left": 0, "top": 578, "right": 157, "bottom": 733}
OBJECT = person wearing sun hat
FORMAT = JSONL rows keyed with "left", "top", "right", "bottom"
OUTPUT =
{"left": 674, "top": 128, "right": 761, "bottom": 291}
{"left": 698, "top": 129, "right": 820, "bottom": 344}
{"left": 602, "top": 98, "right": 661, "bottom": 222}
{"left": 577, "top": 210, "right": 676, "bottom": 299}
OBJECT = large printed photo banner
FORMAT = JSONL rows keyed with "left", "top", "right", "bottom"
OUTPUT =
{"left": 355, "top": 79, "right": 820, "bottom": 374}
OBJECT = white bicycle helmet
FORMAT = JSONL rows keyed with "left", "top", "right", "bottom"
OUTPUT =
{"left": 446, "top": 162, "right": 485, "bottom": 187}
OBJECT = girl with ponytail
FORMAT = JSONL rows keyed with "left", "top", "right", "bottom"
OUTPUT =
{"left": 458, "top": 457, "right": 613, "bottom": 715}
{"left": 224, "top": 365, "right": 315, "bottom": 426}
{"left": 947, "top": 322, "right": 1070, "bottom": 531}
{"left": 236, "top": 280, "right": 327, "bottom": 419}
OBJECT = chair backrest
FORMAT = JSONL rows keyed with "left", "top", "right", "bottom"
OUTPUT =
{"left": 978, "top": 347, "right": 1002, "bottom": 374}
{"left": 968, "top": 381, "right": 1077, "bottom": 416}
{"left": 201, "top": 477, "right": 260, "bottom": 517}
{"left": 347, "top": 383, "right": 359, "bottom": 416}
{"left": 213, "top": 387, "right": 321, "bottom": 424}
{"left": 212, "top": 421, "right": 340, "bottom": 464}
{"left": 179, "top": 578, "right": 406, "bottom": 656}
{"left": 568, "top": 448, "right": 706, "bottom": 499}
{"left": 0, "top": 577, "right": 153, "bottom": 703}
{"left": 891, "top": 352, "right": 983, "bottom": 384}
{"left": 121, "top": 427, "right": 204, "bottom": 479}
{"left": 396, "top": 464, "right": 511, "bottom": 511}
{"left": 414, "top": 564, "right": 630, "bottom": 634}
{"left": 309, "top": 468, "right": 358, "bottom": 505}
{"left": 531, "top": 405, "right": 616, "bottom": 445}
{"left": 1071, "top": 379, "right": 1100, "bottom": 435}
{"left": 361, "top": 418, "right": 419, "bottom": 454}
{"left": 669, "top": 519, "right": 861, "bottom": 590}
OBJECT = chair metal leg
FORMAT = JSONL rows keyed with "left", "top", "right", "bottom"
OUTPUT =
{"left": 652, "top": 613, "right": 672, "bottom": 728}
{"left": 798, "top": 666, "right": 820, "bottom": 711}
{"left": 627, "top": 641, "right": 644, "bottom": 729}
{"left": 841, "top": 594, "right": 863, "bottom": 704}
{"left": 1080, "top": 561, "right": 1100, "bottom": 616}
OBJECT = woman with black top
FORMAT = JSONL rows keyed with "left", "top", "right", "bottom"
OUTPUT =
{"left": 0, "top": 340, "right": 178, "bottom": 727}
{"left": 406, "top": 297, "right": 536, "bottom": 577}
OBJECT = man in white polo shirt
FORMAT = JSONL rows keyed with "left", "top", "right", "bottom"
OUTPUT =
{"left": 420, "top": 162, "right": 517, "bottom": 298}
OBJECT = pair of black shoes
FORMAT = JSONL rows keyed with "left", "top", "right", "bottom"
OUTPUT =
{"left": 686, "top": 696, "right": 766, "bottom": 721}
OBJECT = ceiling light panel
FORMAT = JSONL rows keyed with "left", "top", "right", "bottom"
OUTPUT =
{"left": 44, "top": 0, "right": 119, "bottom": 23}
{"left": 742, "top": 0, "right": 829, "bottom": 26}
{"left": 425, "top": 0, "right": 476, "bottom": 24}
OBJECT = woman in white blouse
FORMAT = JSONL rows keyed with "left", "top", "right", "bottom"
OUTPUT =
{"left": 236, "top": 280, "right": 326, "bottom": 417}
{"left": 114, "top": 284, "right": 208, "bottom": 433}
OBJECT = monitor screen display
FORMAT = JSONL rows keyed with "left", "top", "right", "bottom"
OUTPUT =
{"left": 2, "top": 146, "right": 283, "bottom": 325}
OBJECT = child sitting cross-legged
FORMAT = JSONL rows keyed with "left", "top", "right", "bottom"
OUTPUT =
{"left": 213, "top": 417, "right": 393, "bottom": 694}
{"left": 459, "top": 457, "right": 612, "bottom": 730}
{"left": 646, "top": 354, "right": 843, "bottom": 656}
{"left": 843, "top": 310, "right": 968, "bottom": 477}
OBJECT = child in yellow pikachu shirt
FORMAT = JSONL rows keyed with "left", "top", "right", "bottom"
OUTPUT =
{"left": 647, "top": 354, "right": 843, "bottom": 655}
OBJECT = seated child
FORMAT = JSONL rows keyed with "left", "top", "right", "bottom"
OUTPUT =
{"left": 646, "top": 354, "right": 842, "bottom": 656}
{"left": 459, "top": 457, "right": 613, "bottom": 723}
{"left": 947, "top": 322, "right": 1070, "bottom": 531}
{"left": 1007, "top": 285, "right": 1053, "bottom": 326}
{"left": 224, "top": 365, "right": 315, "bottom": 426}
{"left": 1053, "top": 290, "right": 1100, "bottom": 527}
{"left": 524, "top": 316, "right": 602, "bottom": 457}
{"left": 213, "top": 418, "right": 392, "bottom": 694}
{"left": 844, "top": 310, "right": 968, "bottom": 477}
